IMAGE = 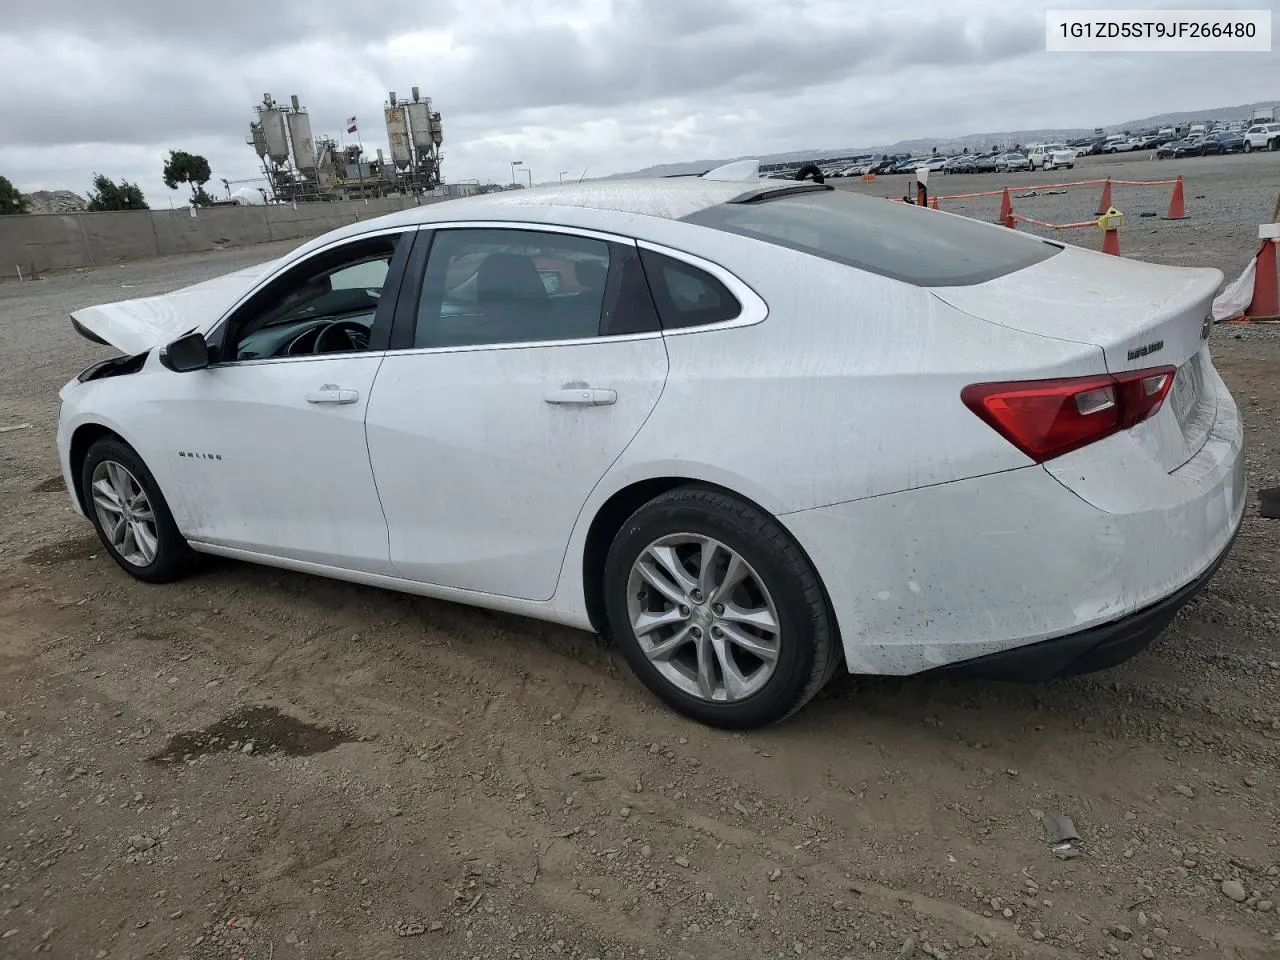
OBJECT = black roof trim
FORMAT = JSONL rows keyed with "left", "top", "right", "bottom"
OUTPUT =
{"left": 726, "top": 182, "right": 835, "bottom": 204}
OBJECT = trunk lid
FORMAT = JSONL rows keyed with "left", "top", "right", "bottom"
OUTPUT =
{"left": 70, "top": 259, "right": 278, "bottom": 356}
{"left": 931, "top": 245, "right": 1222, "bottom": 472}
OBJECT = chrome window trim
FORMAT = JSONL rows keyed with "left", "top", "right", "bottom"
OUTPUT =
{"left": 635, "top": 239, "right": 769, "bottom": 335}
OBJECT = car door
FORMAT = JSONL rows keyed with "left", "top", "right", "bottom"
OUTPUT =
{"left": 364, "top": 224, "right": 669, "bottom": 601}
{"left": 150, "top": 228, "right": 415, "bottom": 575}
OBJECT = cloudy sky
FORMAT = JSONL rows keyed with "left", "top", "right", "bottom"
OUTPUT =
{"left": 1, "top": 0, "right": 1276, "bottom": 203}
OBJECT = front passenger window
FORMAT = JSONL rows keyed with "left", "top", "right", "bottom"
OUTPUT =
{"left": 227, "top": 234, "right": 403, "bottom": 361}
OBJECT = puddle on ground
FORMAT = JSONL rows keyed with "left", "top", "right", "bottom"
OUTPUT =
{"left": 32, "top": 476, "right": 66, "bottom": 493}
{"left": 24, "top": 535, "right": 101, "bottom": 565}
{"left": 147, "top": 705, "right": 356, "bottom": 764}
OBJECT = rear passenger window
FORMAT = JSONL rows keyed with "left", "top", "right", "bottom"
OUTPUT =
{"left": 639, "top": 249, "right": 741, "bottom": 330}
{"left": 414, "top": 228, "right": 612, "bottom": 348}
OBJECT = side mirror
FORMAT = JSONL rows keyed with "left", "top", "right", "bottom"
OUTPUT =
{"left": 159, "top": 331, "right": 211, "bottom": 372}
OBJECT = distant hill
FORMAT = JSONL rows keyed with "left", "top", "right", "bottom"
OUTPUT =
{"left": 608, "top": 100, "right": 1277, "bottom": 179}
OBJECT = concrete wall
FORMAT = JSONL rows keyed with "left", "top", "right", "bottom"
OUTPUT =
{"left": 0, "top": 196, "right": 442, "bottom": 278}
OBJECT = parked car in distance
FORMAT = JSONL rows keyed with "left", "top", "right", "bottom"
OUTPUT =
{"left": 1027, "top": 144, "right": 1075, "bottom": 171}
{"left": 943, "top": 155, "right": 974, "bottom": 173}
{"left": 1194, "top": 132, "right": 1245, "bottom": 155}
{"left": 56, "top": 175, "right": 1245, "bottom": 729}
{"left": 971, "top": 153, "right": 999, "bottom": 173}
{"left": 1244, "top": 123, "right": 1280, "bottom": 152}
{"left": 1215, "top": 130, "right": 1246, "bottom": 153}
{"left": 1156, "top": 139, "right": 1198, "bottom": 159}
{"left": 1104, "top": 136, "right": 1142, "bottom": 153}
{"left": 994, "top": 152, "right": 1030, "bottom": 172}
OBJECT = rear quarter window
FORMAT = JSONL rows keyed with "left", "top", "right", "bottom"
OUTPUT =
{"left": 681, "top": 190, "right": 1059, "bottom": 287}
{"left": 638, "top": 249, "right": 741, "bottom": 330}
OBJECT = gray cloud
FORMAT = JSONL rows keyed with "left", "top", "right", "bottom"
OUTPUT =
{"left": 1, "top": 0, "right": 463, "bottom": 45}
{"left": 1, "top": 0, "right": 1275, "bottom": 203}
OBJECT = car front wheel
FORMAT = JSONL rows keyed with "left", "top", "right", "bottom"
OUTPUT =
{"left": 1245, "top": 141, "right": 1253, "bottom": 153}
{"left": 602, "top": 487, "right": 840, "bottom": 729}
{"left": 81, "top": 436, "right": 194, "bottom": 583}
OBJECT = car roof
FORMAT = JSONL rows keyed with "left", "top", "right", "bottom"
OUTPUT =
{"left": 279, "top": 178, "right": 777, "bottom": 266}
{"left": 394, "top": 178, "right": 752, "bottom": 226}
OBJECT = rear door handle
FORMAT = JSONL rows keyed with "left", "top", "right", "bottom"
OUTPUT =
{"left": 306, "top": 385, "right": 360, "bottom": 405}
{"left": 543, "top": 386, "right": 617, "bottom": 406}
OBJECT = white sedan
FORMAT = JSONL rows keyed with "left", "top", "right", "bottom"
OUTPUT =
{"left": 57, "top": 176, "right": 1245, "bottom": 728}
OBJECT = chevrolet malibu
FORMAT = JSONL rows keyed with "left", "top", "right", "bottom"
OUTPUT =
{"left": 57, "top": 177, "right": 1245, "bottom": 729}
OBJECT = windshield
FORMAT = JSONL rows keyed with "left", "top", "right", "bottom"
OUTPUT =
{"left": 682, "top": 189, "right": 1059, "bottom": 287}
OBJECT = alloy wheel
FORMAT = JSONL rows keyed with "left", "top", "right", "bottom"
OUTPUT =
{"left": 91, "top": 460, "right": 158, "bottom": 567}
{"left": 626, "top": 534, "right": 781, "bottom": 703}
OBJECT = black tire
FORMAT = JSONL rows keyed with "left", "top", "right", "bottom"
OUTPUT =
{"left": 602, "top": 486, "right": 840, "bottom": 729}
{"left": 80, "top": 436, "right": 194, "bottom": 584}
{"left": 1270, "top": 138, "right": 1279, "bottom": 152}
{"left": 1244, "top": 141, "right": 1253, "bottom": 153}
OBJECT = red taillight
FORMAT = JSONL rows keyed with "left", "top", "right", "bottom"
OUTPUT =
{"left": 961, "top": 366, "right": 1175, "bottom": 463}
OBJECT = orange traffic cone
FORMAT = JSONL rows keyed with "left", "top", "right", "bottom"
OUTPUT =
{"left": 1094, "top": 178, "right": 1112, "bottom": 216}
{"left": 929, "top": 194, "right": 939, "bottom": 210}
{"left": 1101, "top": 228, "right": 1121, "bottom": 256}
{"left": 1246, "top": 238, "right": 1280, "bottom": 319}
{"left": 1162, "top": 176, "right": 1188, "bottom": 220}
{"left": 997, "top": 187, "right": 1014, "bottom": 228}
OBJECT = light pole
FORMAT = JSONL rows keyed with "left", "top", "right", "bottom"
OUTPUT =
{"left": 510, "top": 160, "right": 522, "bottom": 186}
{"left": 524, "top": 169, "right": 532, "bottom": 188}
{"left": 559, "top": 171, "right": 568, "bottom": 183}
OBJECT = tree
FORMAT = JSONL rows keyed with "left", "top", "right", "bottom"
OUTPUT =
{"left": 163, "top": 150, "right": 214, "bottom": 206}
{"left": 86, "top": 174, "right": 149, "bottom": 211}
{"left": 0, "top": 175, "right": 27, "bottom": 215}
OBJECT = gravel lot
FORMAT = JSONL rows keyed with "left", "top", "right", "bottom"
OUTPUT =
{"left": 1, "top": 155, "right": 1278, "bottom": 960}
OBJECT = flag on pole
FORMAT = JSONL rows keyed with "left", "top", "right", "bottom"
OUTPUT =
{"left": 346, "top": 116, "right": 358, "bottom": 134}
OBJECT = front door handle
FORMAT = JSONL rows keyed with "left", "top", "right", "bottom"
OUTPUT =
{"left": 543, "top": 386, "right": 617, "bottom": 406}
{"left": 306, "top": 385, "right": 360, "bottom": 405}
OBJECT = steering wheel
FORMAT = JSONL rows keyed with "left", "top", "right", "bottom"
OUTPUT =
{"left": 313, "top": 320, "right": 370, "bottom": 354}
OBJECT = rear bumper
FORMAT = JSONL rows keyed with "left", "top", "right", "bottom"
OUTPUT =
{"left": 780, "top": 355, "right": 1245, "bottom": 677}
{"left": 936, "top": 515, "right": 1240, "bottom": 682}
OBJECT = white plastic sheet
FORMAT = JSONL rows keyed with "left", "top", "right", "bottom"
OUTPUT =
{"left": 1212, "top": 257, "right": 1255, "bottom": 322}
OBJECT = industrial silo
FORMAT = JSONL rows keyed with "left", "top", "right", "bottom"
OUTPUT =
{"left": 258, "top": 95, "right": 290, "bottom": 167}
{"left": 406, "top": 87, "right": 433, "bottom": 162}
{"left": 384, "top": 91, "right": 412, "bottom": 171}
{"left": 286, "top": 95, "right": 316, "bottom": 173}
{"left": 249, "top": 123, "right": 268, "bottom": 159}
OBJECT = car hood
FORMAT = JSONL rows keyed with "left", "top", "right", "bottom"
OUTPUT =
{"left": 69, "top": 259, "right": 279, "bottom": 355}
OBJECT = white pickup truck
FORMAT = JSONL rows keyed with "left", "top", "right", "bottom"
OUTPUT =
{"left": 1026, "top": 143, "right": 1076, "bottom": 171}
{"left": 1244, "top": 123, "right": 1280, "bottom": 152}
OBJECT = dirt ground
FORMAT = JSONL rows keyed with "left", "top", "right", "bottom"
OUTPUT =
{"left": 1, "top": 153, "right": 1279, "bottom": 960}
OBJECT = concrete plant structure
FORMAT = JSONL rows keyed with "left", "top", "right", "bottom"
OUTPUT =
{"left": 246, "top": 88, "right": 445, "bottom": 202}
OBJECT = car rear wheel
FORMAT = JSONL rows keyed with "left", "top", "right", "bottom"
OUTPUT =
{"left": 81, "top": 436, "right": 193, "bottom": 584}
{"left": 1270, "top": 138, "right": 1279, "bottom": 152}
{"left": 602, "top": 487, "right": 839, "bottom": 729}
